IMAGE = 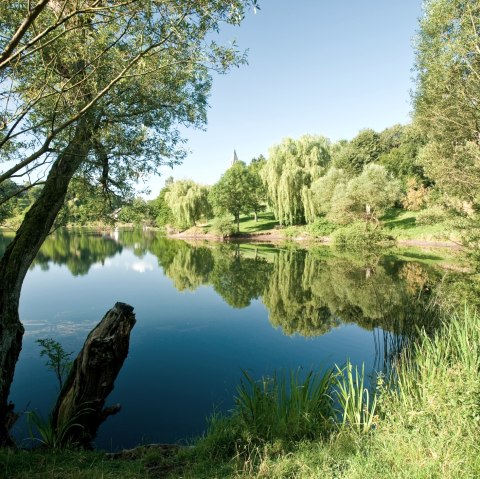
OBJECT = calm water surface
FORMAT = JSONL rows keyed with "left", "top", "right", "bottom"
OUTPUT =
{"left": 0, "top": 229, "right": 470, "bottom": 450}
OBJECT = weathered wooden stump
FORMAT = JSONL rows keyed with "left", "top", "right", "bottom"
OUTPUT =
{"left": 52, "top": 302, "right": 136, "bottom": 448}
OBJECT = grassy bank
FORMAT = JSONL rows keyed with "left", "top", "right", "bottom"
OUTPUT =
{"left": 171, "top": 308, "right": 480, "bottom": 478}
{"left": 179, "top": 209, "right": 457, "bottom": 246}
{"left": 2, "top": 308, "right": 479, "bottom": 478}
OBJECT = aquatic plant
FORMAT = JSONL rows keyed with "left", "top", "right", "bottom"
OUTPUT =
{"left": 26, "top": 407, "right": 90, "bottom": 450}
{"left": 234, "top": 368, "right": 335, "bottom": 443}
{"left": 334, "top": 361, "right": 378, "bottom": 434}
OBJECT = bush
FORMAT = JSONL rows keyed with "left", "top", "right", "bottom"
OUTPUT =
{"left": 282, "top": 226, "right": 300, "bottom": 239}
{"left": 415, "top": 206, "right": 447, "bottom": 225}
{"left": 402, "top": 178, "right": 430, "bottom": 211}
{"left": 305, "top": 218, "right": 336, "bottom": 237}
{"left": 331, "top": 223, "right": 394, "bottom": 249}
{"left": 209, "top": 216, "right": 235, "bottom": 237}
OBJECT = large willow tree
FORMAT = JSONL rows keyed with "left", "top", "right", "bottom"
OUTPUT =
{"left": 261, "top": 135, "right": 331, "bottom": 225}
{"left": 165, "top": 180, "right": 211, "bottom": 229}
{"left": 0, "top": 0, "right": 257, "bottom": 443}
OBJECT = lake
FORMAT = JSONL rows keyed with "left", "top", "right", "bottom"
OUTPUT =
{"left": 0, "top": 228, "right": 472, "bottom": 450}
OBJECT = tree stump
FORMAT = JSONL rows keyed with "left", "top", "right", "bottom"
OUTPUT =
{"left": 52, "top": 302, "right": 136, "bottom": 448}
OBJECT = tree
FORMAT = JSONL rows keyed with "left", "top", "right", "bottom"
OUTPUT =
{"left": 331, "top": 129, "right": 382, "bottom": 176}
{"left": 377, "top": 124, "right": 428, "bottom": 185}
{"left": 164, "top": 180, "right": 211, "bottom": 229}
{"left": 151, "top": 190, "right": 174, "bottom": 229}
{"left": 413, "top": 0, "right": 480, "bottom": 206}
{"left": 117, "top": 198, "right": 152, "bottom": 225}
{"left": 210, "top": 161, "right": 258, "bottom": 233}
{"left": 308, "top": 168, "right": 348, "bottom": 219}
{"left": 261, "top": 135, "right": 331, "bottom": 225}
{"left": 0, "top": 180, "right": 22, "bottom": 223}
{"left": 329, "top": 164, "right": 401, "bottom": 225}
{"left": 0, "top": 0, "right": 258, "bottom": 443}
{"left": 247, "top": 155, "right": 267, "bottom": 221}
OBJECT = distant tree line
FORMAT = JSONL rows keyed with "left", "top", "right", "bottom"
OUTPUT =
{"left": 139, "top": 125, "right": 429, "bottom": 233}
{"left": 1, "top": 0, "right": 478, "bottom": 244}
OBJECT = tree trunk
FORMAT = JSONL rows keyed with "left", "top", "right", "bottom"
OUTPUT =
{"left": 235, "top": 213, "right": 240, "bottom": 233}
{"left": 52, "top": 302, "right": 136, "bottom": 449}
{"left": 0, "top": 117, "right": 92, "bottom": 445}
{"left": 254, "top": 211, "right": 258, "bottom": 222}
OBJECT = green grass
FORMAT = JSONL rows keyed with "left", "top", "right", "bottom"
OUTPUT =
{"left": 201, "top": 212, "right": 279, "bottom": 236}
{"left": 3, "top": 308, "right": 479, "bottom": 478}
{"left": 237, "top": 212, "right": 279, "bottom": 233}
{"left": 0, "top": 449, "right": 149, "bottom": 478}
{"left": 176, "top": 308, "right": 480, "bottom": 478}
{"left": 381, "top": 208, "right": 456, "bottom": 241}
{"left": 179, "top": 209, "right": 461, "bottom": 247}
{"left": 235, "top": 368, "right": 335, "bottom": 443}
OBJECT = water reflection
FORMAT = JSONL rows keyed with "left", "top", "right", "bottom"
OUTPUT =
{"left": 145, "top": 238, "right": 441, "bottom": 336}
{"left": 3, "top": 228, "right": 477, "bottom": 337}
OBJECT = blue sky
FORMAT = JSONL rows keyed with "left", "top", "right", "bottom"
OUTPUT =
{"left": 148, "top": 0, "right": 423, "bottom": 197}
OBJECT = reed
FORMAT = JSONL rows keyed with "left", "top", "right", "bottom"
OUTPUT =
{"left": 234, "top": 368, "right": 335, "bottom": 443}
{"left": 334, "top": 361, "right": 378, "bottom": 434}
{"left": 26, "top": 404, "right": 93, "bottom": 450}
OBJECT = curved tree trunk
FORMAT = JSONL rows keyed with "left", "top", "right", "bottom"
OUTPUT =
{"left": 0, "top": 117, "right": 92, "bottom": 445}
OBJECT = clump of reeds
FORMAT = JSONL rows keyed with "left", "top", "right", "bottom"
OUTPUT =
{"left": 234, "top": 368, "right": 335, "bottom": 444}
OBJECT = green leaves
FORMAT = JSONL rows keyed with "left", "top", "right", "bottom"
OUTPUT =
{"left": 164, "top": 180, "right": 211, "bottom": 229}
{"left": 36, "top": 338, "right": 73, "bottom": 390}
{"left": 262, "top": 135, "right": 331, "bottom": 225}
{"left": 414, "top": 0, "right": 480, "bottom": 204}
{"left": 210, "top": 162, "right": 260, "bottom": 232}
{"left": 1, "top": 1, "right": 257, "bottom": 197}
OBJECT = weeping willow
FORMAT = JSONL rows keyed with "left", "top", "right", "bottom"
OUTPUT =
{"left": 261, "top": 135, "right": 331, "bottom": 225}
{"left": 164, "top": 180, "right": 211, "bottom": 228}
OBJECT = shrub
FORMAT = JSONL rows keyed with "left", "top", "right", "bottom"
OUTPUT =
{"left": 331, "top": 223, "right": 394, "bottom": 249}
{"left": 305, "top": 218, "right": 336, "bottom": 237}
{"left": 415, "top": 206, "right": 447, "bottom": 225}
{"left": 402, "top": 178, "right": 430, "bottom": 211}
{"left": 209, "top": 216, "right": 235, "bottom": 237}
{"left": 282, "top": 226, "right": 300, "bottom": 239}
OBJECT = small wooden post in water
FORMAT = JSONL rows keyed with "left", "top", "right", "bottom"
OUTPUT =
{"left": 52, "top": 302, "right": 136, "bottom": 448}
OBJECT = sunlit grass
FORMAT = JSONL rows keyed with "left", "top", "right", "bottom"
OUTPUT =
{"left": 381, "top": 208, "right": 456, "bottom": 241}
{"left": 334, "top": 361, "right": 378, "bottom": 434}
{"left": 177, "top": 308, "right": 480, "bottom": 478}
{"left": 237, "top": 212, "right": 279, "bottom": 233}
{"left": 235, "top": 368, "right": 335, "bottom": 443}
{"left": 3, "top": 309, "right": 480, "bottom": 479}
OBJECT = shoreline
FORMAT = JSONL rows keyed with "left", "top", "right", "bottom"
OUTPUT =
{"left": 168, "top": 229, "right": 462, "bottom": 249}
{"left": 0, "top": 225, "right": 463, "bottom": 249}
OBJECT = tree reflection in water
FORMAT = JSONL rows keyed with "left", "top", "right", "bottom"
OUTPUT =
{"left": 15, "top": 229, "right": 477, "bottom": 348}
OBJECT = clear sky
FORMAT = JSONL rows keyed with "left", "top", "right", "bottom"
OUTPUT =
{"left": 147, "top": 0, "right": 424, "bottom": 197}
